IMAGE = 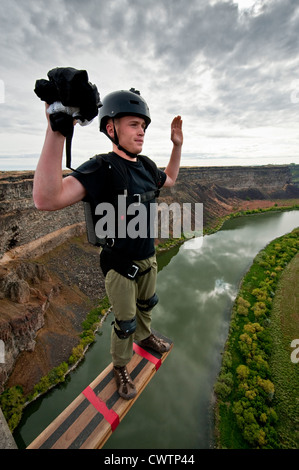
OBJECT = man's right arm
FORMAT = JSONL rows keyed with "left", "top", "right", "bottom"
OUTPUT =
{"left": 33, "top": 106, "right": 87, "bottom": 211}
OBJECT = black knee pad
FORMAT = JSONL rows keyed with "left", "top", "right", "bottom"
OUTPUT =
{"left": 114, "top": 317, "right": 137, "bottom": 339}
{"left": 137, "top": 293, "right": 159, "bottom": 312}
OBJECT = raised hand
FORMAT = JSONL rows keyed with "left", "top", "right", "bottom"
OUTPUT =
{"left": 171, "top": 115, "right": 183, "bottom": 147}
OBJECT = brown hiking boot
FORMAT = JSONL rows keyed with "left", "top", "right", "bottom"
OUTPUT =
{"left": 139, "top": 333, "right": 171, "bottom": 353}
{"left": 113, "top": 365, "right": 137, "bottom": 400}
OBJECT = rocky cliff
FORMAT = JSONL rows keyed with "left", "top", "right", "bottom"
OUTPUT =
{"left": 0, "top": 239, "right": 105, "bottom": 394}
{"left": 161, "top": 164, "right": 299, "bottom": 227}
{"left": 0, "top": 171, "right": 84, "bottom": 259}
{"left": 0, "top": 164, "right": 298, "bottom": 394}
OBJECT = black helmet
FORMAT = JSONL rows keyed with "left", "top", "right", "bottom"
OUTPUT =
{"left": 99, "top": 88, "right": 151, "bottom": 136}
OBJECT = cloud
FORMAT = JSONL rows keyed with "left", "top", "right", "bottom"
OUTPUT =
{"left": 0, "top": 0, "right": 299, "bottom": 170}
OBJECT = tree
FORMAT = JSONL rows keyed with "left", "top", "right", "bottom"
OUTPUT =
{"left": 236, "top": 364, "right": 250, "bottom": 381}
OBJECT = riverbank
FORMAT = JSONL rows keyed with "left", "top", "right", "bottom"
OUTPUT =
{"left": 204, "top": 200, "right": 299, "bottom": 234}
{"left": 214, "top": 227, "right": 299, "bottom": 449}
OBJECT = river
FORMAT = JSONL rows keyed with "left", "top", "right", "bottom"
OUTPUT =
{"left": 14, "top": 210, "right": 299, "bottom": 449}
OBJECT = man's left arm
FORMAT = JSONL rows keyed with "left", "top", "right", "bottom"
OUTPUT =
{"left": 164, "top": 116, "right": 183, "bottom": 187}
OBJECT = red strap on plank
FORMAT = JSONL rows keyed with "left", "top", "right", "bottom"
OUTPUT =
{"left": 82, "top": 386, "right": 119, "bottom": 432}
{"left": 133, "top": 343, "right": 162, "bottom": 371}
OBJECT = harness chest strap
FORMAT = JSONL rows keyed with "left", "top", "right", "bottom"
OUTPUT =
{"left": 116, "top": 189, "right": 160, "bottom": 206}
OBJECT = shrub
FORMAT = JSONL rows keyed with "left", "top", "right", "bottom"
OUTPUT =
{"left": 0, "top": 385, "right": 25, "bottom": 432}
{"left": 68, "top": 343, "right": 84, "bottom": 365}
{"left": 237, "top": 297, "right": 251, "bottom": 316}
{"left": 236, "top": 365, "right": 250, "bottom": 381}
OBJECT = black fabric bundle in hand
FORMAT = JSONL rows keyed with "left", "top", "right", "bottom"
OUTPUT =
{"left": 34, "top": 67, "right": 102, "bottom": 136}
{"left": 34, "top": 67, "right": 102, "bottom": 168}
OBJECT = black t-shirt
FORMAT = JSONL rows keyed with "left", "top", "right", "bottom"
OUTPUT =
{"left": 71, "top": 152, "right": 166, "bottom": 260}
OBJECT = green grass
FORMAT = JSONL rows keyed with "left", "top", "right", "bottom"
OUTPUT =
{"left": 214, "top": 227, "right": 299, "bottom": 449}
{"left": 268, "top": 256, "right": 299, "bottom": 448}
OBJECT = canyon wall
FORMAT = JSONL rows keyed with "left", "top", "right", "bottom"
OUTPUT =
{"left": 0, "top": 171, "right": 85, "bottom": 259}
{"left": 161, "top": 164, "right": 299, "bottom": 227}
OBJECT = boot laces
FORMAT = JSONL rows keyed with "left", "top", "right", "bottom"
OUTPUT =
{"left": 117, "top": 366, "right": 130, "bottom": 385}
{"left": 150, "top": 334, "right": 163, "bottom": 347}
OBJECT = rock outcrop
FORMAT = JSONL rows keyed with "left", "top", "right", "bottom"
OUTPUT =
{"left": 0, "top": 261, "right": 55, "bottom": 390}
{"left": 0, "top": 171, "right": 85, "bottom": 259}
{"left": 0, "top": 237, "right": 104, "bottom": 394}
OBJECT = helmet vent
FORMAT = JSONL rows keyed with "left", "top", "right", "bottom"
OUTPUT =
{"left": 130, "top": 99, "right": 140, "bottom": 105}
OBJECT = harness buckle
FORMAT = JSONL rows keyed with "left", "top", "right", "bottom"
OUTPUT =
{"left": 127, "top": 264, "right": 139, "bottom": 279}
{"left": 133, "top": 194, "right": 141, "bottom": 206}
{"left": 106, "top": 237, "right": 115, "bottom": 247}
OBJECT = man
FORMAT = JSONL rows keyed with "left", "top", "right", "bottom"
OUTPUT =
{"left": 33, "top": 88, "right": 183, "bottom": 399}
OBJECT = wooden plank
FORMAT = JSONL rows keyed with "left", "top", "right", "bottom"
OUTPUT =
{"left": 27, "top": 331, "right": 173, "bottom": 450}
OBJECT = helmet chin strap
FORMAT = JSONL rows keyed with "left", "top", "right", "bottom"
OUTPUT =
{"left": 113, "top": 121, "right": 138, "bottom": 159}
{"left": 117, "top": 143, "right": 138, "bottom": 159}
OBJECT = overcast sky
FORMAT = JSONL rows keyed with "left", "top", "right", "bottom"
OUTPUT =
{"left": 1, "top": 0, "right": 299, "bottom": 170}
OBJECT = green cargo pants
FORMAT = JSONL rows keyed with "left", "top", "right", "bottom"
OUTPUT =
{"left": 105, "top": 255, "right": 157, "bottom": 367}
